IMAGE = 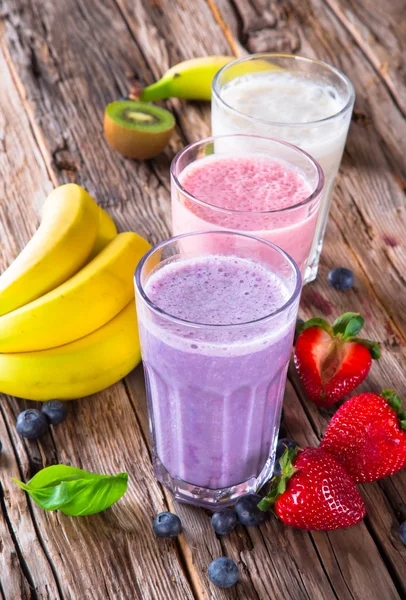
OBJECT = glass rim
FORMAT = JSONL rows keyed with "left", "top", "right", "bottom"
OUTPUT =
{"left": 170, "top": 134, "right": 324, "bottom": 216}
{"left": 212, "top": 53, "right": 355, "bottom": 128}
{"left": 134, "top": 230, "right": 302, "bottom": 329}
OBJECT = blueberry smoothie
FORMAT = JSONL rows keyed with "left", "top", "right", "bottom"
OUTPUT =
{"left": 172, "top": 148, "right": 322, "bottom": 274}
{"left": 135, "top": 237, "right": 300, "bottom": 505}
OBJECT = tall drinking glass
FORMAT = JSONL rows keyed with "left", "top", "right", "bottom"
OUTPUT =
{"left": 212, "top": 54, "right": 355, "bottom": 283}
{"left": 171, "top": 134, "right": 323, "bottom": 275}
{"left": 135, "top": 231, "right": 301, "bottom": 507}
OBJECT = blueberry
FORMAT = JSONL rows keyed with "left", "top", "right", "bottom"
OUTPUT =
{"left": 16, "top": 409, "right": 48, "bottom": 440}
{"left": 294, "top": 318, "right": 304, "bottom": 345}
{"left": 119, "top": 96, "right": 130, "bottom": 101}
{"left": 235, "top": 494, "right": 266, "bottom": 527}
{"left": 400, "top": 521, "right": 406, "bottom": 545}
{"left": 211, "top": 508, "right": 237, "bottom": 535}
{"left": 41, "top": 400, "right": 68, "bottom": 425}
{"left": 208, "top": 557, "right": 239, "bottom": 588}
{"left": 328, "top": 267, "right": 354, "bottom": 291}
{"left": 153, "top": 512, "right": 182, "bottom": 538}
{"left": 273, "top": 438, "right": 298, "bottom": 475}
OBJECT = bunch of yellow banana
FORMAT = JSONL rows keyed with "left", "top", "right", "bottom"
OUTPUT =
{"left": 0, "top": 184, "right": 150, "bottom": 401}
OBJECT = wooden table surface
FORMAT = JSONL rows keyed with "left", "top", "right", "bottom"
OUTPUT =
{"left": 0, "top": 0, "right": 405, "bottom": 598}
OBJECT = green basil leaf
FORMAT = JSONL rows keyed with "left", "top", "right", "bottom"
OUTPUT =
{"left": 26, "top": 465, "right": 104, "bottom": 489}
{"left": 12, "top": 465, "right": 128, "bottom": 516}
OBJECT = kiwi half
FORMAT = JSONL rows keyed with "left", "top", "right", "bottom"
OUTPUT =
{"left": 104, "top": 100, "right": 175, "bottom": 159}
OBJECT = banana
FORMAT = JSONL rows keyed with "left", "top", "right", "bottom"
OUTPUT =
{"left": 42, "top": 184, "right": 118, "bottom": 261}
{"left": 0, "top": 184, "right": 99, "bottom": 316}
{"left": 88, "top": 207, "right": 118, "bottom": 261}
{"left": 137, "top": 56, "right": 282, "bottom": 102}
{"left": 0, "top": 232, "right": 150, "bottom": 352}
{"left": 138, "top": 56, "right": 233, "bottom": 102}
{"left": 0, "top": 301, "right": 140, "bottom": 401}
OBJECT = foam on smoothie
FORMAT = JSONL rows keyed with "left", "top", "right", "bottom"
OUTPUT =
{"left": 220, "top": 71, "right": 344, "bottom": 124}
{"left": 179, "top": 154, "right": 312, "bottom": 213}
{"left": 142, "top": 254, "right": 293, "bottom": 356}
{"left": 146, "top": 255, "right": 289, "bottom": 325}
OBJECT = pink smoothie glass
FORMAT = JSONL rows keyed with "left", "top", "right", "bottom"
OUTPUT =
{"left": 171, "top": 134, "right": 324, "bottom": 275}
{"left": 135, "top": 231, "right": 301, "bottom": 507}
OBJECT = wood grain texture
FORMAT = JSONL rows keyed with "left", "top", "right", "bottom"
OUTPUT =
{"left": 0, "top": 6, "right": 194, "bottom": 597}
{"left": 0, "top": 0, "right": 405, "bottom": 598}
{"left": 323, "top": 0, "right": 406, "bottom": 116}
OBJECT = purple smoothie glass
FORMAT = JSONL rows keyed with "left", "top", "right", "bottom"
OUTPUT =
{"left": 135, "top": 231, "right": 301, "bottom": 507}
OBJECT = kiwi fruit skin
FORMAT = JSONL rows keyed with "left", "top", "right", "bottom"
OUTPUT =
{"left": 104, "top": 101, "right": 175, "bottom": 160}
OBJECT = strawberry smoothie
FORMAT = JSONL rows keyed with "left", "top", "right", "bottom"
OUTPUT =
{"left": 171, "top": 138, "right": 323, "bottom": 274}
{"left": 135, "top": 231, "right": 301, "bottom": 506}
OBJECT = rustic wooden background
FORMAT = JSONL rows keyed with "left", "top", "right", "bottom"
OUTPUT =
{"left": 0, "top": 0, "right": 405, "bottom": 598}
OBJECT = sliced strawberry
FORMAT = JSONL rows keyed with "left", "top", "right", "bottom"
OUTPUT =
{"left": 258, "top": 447, "right": 366, "bottom": 531}
{"left": 294, "top": 312, "right": 380, "bottom": 406}
{"left": 321, "top": 390, "right": 406, "bottom": 483}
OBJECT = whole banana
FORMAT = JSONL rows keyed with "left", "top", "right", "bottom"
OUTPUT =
{"left": 138, "top": 56, "right": 233, "bottom": 102}
{"left": 0, "top": 301, "right": 140, "bottom": 401}
{"left": 0, "top": 232, "right": 150, "bottom": 352}
{"left": 0, "top": 184, "right": 99, "bottom": 316}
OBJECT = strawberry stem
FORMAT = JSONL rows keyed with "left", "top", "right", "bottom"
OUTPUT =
{"left": 297, "top": 312, "right": 380, "bottom": 360}
{"left": 258, "top": 448, "right": 299, "bottom": 512}
{"left": 381, "top": 389, "right": 406, "bottom": 430}
{"left": 352, "top": 338, "right": 381, "bottom": 359}
{"left": 382, "top": 389, "right": 402, "bottom": 412}
{"left": 332, "top": 313, "right": 364, "bottom": 339}
{"left": 296, "top": 317, "right": 333, "bottom": 336}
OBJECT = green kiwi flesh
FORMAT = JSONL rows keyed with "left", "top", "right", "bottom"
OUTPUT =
{"left": 104, "top": 100, "right": 175, "bottom": 159}
{"left": 105, "top": 101, "right": 175, "bottom": 132}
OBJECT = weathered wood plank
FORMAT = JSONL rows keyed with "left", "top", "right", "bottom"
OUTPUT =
{"left": 0, "top": 416, "right": 40, "bottom": 600}
{"left": 0, "top": 0, "right": 405, "bottom": 598}
{"left": 2, "top": 392, "right": 195, "bottom": 600}
{"left": 0, "top": 6, "right": 195, "bottom": 597}
{"left": 215, "top": 0, "right": 406, "bottom": 340}
{"left": 114, "top": 0, "right": 234, "bottom": 143}
{"left": 322, "top": 0, "right": 406, "bottom": 116}
{"left": 0, "top": 41, "right": 63, "bottom": 600}
{"left": 293, "top": 214, "right": 406, "bottom": 595}
{"left": 117, "top": 1, "right": 406, "bottom": 596}
{"left": 127, "top": 372, "right": 342, "bottom": 600}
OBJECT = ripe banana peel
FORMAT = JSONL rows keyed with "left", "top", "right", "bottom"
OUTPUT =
{"left": 0, "top": 184, "right": 99, "bottom": 316}
{"left": 88, "top": 207, "right": 118, "bottom": 260}
{"left": 0, "top": 302, "right": 140, "bottom": 401}
{"left": 138, "top": 56, "right": 233, "bottom": 102}
{"left": 42, "top": 184, "right": 118, "bottom": 261}
{"left": 137, "top": 55, "right": 282, "bottom": 102}
{"left": 0, "top": 232, "right": 150, "bottom": 352}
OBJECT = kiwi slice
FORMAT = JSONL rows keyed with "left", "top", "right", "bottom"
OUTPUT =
{"left": 104, "top": 100, "right": 175, "bottom": 159}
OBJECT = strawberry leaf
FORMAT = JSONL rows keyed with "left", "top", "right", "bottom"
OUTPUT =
{"left": 332, "top": 312, "right": 364, "bottom": 338}
{"left": 399, "top": 418, "right": 406, "bottom": 432}
{"left": 382, "top": 389, "right": 402, "bottom": 413}
{"left": 258, "top": 448, "right": 299, "bottom": 512}
{"left": 297, "top": 318, "right": 333, "bottom": 336}
{"left": 352, "top": 338, "right": 381, "bottom": 359}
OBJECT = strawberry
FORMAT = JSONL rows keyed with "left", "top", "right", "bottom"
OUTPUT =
{"left": 321, "top": 390, "right": 406, "bottom": 483}
{"left": 294, "top": 312, "right": 380, "bottom": 406}
{"left": 258, "top": 447, "right": 365, "bottom": 530}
